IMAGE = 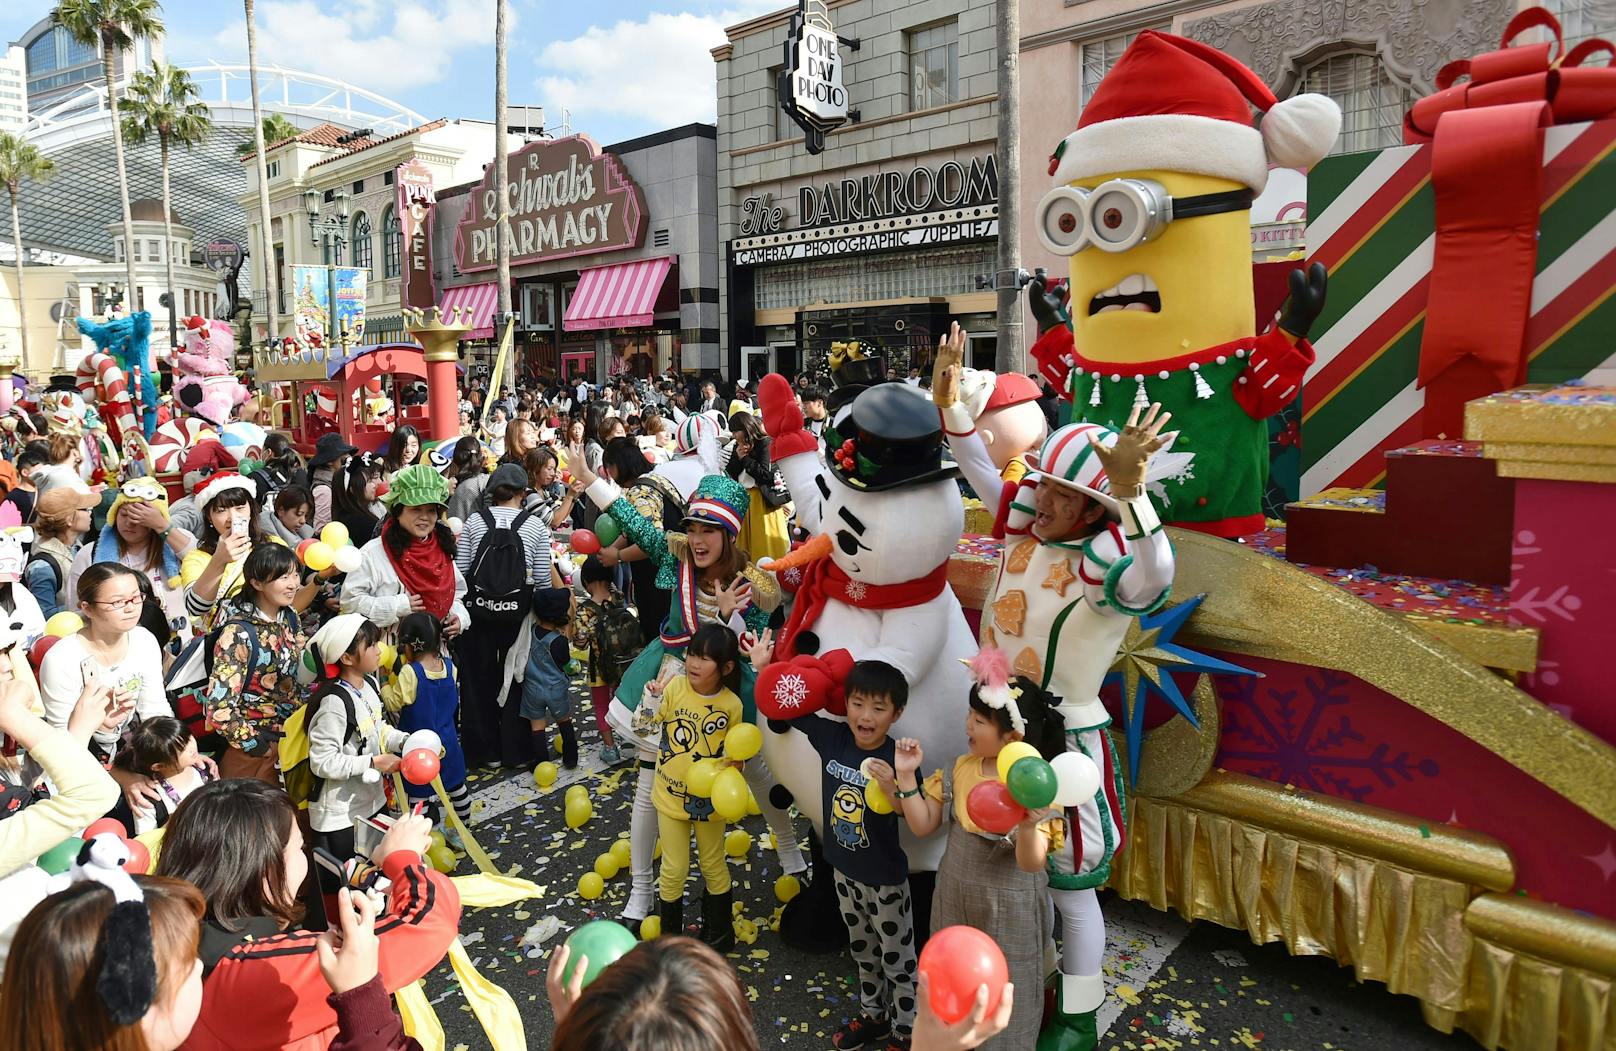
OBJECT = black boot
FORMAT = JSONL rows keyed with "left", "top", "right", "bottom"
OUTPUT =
{"left": 658, "top": 896, "right": 684, "bottom": 937}
{"left": 558, "top": 719, "right": 578, "bottom": 770}
{"left": 699, "top": 890, "right": 735, "bottom": 952}
{"left": 531, "top": 727, "right": 549, "bottom": 762}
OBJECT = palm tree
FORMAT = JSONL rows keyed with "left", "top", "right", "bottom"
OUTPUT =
{"left": 0, "top": 132, "right": 56, "bottom": 370}
{"left": 55, "top": 0, "right": 165, "bottom": 314}
{"left": 494, "top": 0, "right": 512, "bottom": 396}
{"left": 123, "top": 62, "right": 211, "bottom": 344}
{"left": 244, "top": 0, "right": 280, "bottom": 345}
{"left": 235, "top": 113, "right": 299, "bottom": 158}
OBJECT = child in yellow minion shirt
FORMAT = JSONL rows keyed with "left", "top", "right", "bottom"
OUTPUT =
{"left": 643, "top": 622, "right": 744, "bottom": 951}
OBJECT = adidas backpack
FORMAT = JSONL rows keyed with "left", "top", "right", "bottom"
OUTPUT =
{"left": 465, "top": 505, "right": 539, "bottom": 628}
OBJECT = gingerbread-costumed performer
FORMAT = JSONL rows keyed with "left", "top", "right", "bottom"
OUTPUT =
{"left": 936, "top": 324, "right": 1176, "bottom": 1050}
{"left": 1027, "top": 30, "right": 1339, "bottom": 537}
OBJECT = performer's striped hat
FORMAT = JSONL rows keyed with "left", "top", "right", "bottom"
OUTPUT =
{"left": 1031, "top": 422, "right": 1121, "bottom": 514}
{"left": 676, "top": 413, "right": 717, "bottom": 457}
{"left": 683, "top": 475, "right": 748, "bottom": 538}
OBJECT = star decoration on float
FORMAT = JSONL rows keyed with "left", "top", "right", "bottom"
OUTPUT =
{"left": 1106, "top": 593, "right": 1258, "bottom": 789}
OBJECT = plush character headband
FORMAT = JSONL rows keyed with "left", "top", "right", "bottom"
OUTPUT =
{"left": 66, "top": 833, "right": 157, "bottom": 1026}
{"left": 961, "top": 648, "right": 1026, "bottom": 735}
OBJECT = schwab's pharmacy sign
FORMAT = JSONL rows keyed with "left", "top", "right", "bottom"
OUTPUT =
{"left": 779, "top": 0, "right": 851, "bottom": 154}
{"left": 454, "top": 136, "right": 645, "bottom": 272}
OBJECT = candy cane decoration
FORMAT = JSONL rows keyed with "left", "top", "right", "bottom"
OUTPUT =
{"left": 148, "top": 416, "right": 214, "bottom": 481}
{"left": 75, "top": 352, "right": 138, "bottom": 449}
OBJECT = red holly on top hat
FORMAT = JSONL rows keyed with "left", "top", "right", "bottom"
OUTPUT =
{"left": 1048, "top": 31, "right": 1341, "bottom": 193}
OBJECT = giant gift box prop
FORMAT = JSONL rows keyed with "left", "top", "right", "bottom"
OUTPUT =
{"left": 1301, "top": 9, "right": 1616, "bottom": 496}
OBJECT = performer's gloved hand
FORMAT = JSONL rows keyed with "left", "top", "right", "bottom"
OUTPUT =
{"left": 758, "top": 374, "right": 818, "bottom": 461}
{"left": 755, "top": 649, "right": 856, "bottom": 719}
{"left": 1028, "top": 273, "right": 1071, "bottom": 336}
{"left": 1278, "top": 262, "right": 1328, "bottom": 340}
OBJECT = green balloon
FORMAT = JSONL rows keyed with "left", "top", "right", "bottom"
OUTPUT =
{"left": 38, "top": 836, "right": 83, "bottom": 876}
{"left": 564, "top": 920, "right": 639, "bottom": 987}
{"left": 594, "top": 515, "right": 621, "bottom": 546}
{"left": 1006, "top": 756, "right": 1058, "bottom": 810}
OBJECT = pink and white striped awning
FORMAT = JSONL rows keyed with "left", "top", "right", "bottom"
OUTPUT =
{"left": 439, "top": 282, "right": 499, "bottom": 340}
{"left": 563, "top": 256, "right": 675, "bottom": 332}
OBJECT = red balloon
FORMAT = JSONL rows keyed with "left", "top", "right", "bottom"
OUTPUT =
{"left": 918, "top": 925, "right": 1010, "bottom": 1024}
{"left": 571, "top": 529, "right": 601, "bottom": 555}
{"left": 122, "top": 837, "right": 151, "bottom": 875}
{"left": 28, "top": 634, "right": 60, "bottom": 668}
{"left": 400, "top": 747, "right": 440, "bottom": 786}
{"left": 964, "top": 779, "right": 1025, "bottom": 836}
{"left": 296, "top": 538, "right": 317, "bottom": 561}
{"left": 83, "top": 818, "right": 127, "bottom": 842}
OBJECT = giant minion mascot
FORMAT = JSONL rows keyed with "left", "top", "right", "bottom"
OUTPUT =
{"left": 1028, "top": 32, "right": 1341, "bottom": 538}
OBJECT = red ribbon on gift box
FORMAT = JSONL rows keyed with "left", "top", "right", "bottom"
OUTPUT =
{"left": 1401, "top": 7, "right": 1616, "bottom": 438}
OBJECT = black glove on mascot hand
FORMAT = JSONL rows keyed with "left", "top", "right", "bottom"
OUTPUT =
{"left": 1028, "top": 273, "right": 1071, "bottom": 336}
{"left": 1278, "top": 262, "right": 1329, "bottom": 340}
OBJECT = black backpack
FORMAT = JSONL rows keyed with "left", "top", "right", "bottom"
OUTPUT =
{"left": 465, "top": 505, "right": 539, "bottom": 628}
{"left": 587, "top": 598, "right": 643, "bottom": 686}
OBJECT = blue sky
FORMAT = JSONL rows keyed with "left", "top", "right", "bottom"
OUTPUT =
{"left": 10, "top": 0, "right": 783, "bottom": 144}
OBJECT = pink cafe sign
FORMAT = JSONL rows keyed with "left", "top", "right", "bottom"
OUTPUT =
{"left": 454, "top": 135, "right": 645, "bottom": 273}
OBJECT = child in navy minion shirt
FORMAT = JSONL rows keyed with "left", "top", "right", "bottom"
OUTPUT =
{"left": 749, "top": 634, "right": 916, "bottom": 1051}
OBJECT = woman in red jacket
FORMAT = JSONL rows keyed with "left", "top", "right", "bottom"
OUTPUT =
{"left": 155, "top": 780, "right": 460, "bottom": 1051}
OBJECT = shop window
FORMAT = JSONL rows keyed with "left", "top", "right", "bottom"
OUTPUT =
{"left": 1078, "top": 30, "right": 1162, "bottom": 114}
{"left": 351, "top": 211, "right": 373, "bottom": 272}
{"left": 1542, "top": 0, "right": 1616, "bottom": 44}
{"left": 753, "top": 243, "right": 996, "bottom": 310}
{"left": 1297, "top": 50, "right": 1414, "bottom": 155}
{"left": 908, "top": 22, "right": 959, "bottom": 111}
{"left": 522, "top": 285, "right": 555, "bottom": 330}
{"left": 382, "top": 205, "right": 401, "bottom": 278}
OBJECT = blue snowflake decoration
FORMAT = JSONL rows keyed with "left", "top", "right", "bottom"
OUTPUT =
{"left": 1219, "top": 669, "right": 1440, "bottom": 801}
{"left": 1105, "top": 594, "right": 1259, "bottom": 789}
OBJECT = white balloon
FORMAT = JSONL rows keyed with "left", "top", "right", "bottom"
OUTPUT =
{"left": 404, "top": 729, "right": 443, "bottom": 756}
{"left": 333, "top": 546, "right": 363, "bottom": 574}
{"left": 1050, "top": 751, "right": 1102, "bottom": 806}
{"left": 446, "top": 516, "right": 464, "bottom": 535}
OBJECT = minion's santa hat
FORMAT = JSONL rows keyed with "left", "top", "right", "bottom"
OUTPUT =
{"left": 1047, "top": 31, "right": 1340, "bottom": 194}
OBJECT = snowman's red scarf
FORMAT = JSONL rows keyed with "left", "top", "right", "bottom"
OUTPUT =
{"left": 775, "top": 557, "right": 951, "bottom": 661}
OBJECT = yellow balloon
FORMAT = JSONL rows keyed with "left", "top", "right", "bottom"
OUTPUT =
{"left": 724, "top": 829, "right": 752, "bottom": 858}
{"left": 44, "top": 612, "right": 83, "bottom": 638}
{"left": 428, "top": 830, "right": 446, "bottom": 851}
{"left": 319, "top": 522, "right": 351, "bottom": 548}
{"left": 577, "top": 872, "right": 604, "bottom": 900}
{"left": 997, "top": 741, "right": 1041, "bottom": 782}
{"left": 594, "top": 852, "right": 621, "bottom": 879}
{"left": 566, "top": 784, "right": 589, "bottom": 801}
{"left": 865, "top": 779, "right": 894, "bottom": 815}
{"left": 426, "top": 844, "right": 457, "bottom": 872}
{"left": 711, "top": 767, "right": 749, "bottom": 822}
{"left": 566, "top": 798, "right": 593, "bottom": 829}
{"left": 725, "top": 723, "right": 762, "bottom": 762}
{"left": 775, "top": 874, "right": 802, "bottom": 903}
{"left": 685, "top": 758, "right": 720, "bottom": 797}
{"left": 610, "top": 838, "right": 633, "bottom": 867}
{"left": 377, "top": 642, "right": 397, "bottom": 672}
{"left": 640, "top": 915, "right": 662, "bottom": 940}
{"left": 534, "top": 762, "right": 558, "bottom": 788}
{"left": 746, "top": 792, "right": 761, "bottom": 817}
{"left": 304, "top": 541, "right": 335, "bottom": 572}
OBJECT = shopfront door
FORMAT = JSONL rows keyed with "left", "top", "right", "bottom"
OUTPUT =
{"left": 562, "top": 351, "right": 595, "bottom": 383}
{"left": 742, "top": 346, "right": 772, "bottom": 384}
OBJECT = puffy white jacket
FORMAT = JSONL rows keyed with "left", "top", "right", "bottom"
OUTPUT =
{"left": 339, "top": 536, "right": 469, "bottom": 630}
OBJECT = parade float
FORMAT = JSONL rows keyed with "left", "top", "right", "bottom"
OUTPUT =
{"left": 911, "top": 15, "right": 1615, "bottom": 1051}
{"left": 248, "top": 305, "right": 470, "bottom": 455}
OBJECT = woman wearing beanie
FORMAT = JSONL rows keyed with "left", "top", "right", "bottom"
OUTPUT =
{"left": 567, "top": 446, "right": 807, "bottom": 924}
{"left": 340, "top": 465, "right": 468, "bottom": 632}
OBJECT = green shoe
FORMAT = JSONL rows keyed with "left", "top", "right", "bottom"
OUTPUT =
{"left": 1037, "top": 973, "right": 1102, "bottom": 1051}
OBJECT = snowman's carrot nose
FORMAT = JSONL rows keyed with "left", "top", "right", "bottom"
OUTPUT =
{"left": 758, "top": 532, "right": 833, "bottom": 574}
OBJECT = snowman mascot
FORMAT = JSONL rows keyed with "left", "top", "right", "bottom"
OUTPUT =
{"left": 753, "top": 375, "right": 977, "bottom": 933}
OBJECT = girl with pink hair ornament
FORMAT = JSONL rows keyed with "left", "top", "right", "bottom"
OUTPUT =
{"left": 932, "top": 324, "right": 1177, "bottom": 1051}
{"left": 889, "top": 648, "right": 1071, "bottom": 1051}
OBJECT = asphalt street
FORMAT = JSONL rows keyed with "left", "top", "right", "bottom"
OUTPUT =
{"left": 425, "top": 719, "right": 1481, "bottom": 1051}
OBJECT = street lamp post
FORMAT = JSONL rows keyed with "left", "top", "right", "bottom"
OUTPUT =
{"left": 304, "top": 188, "right": 350, "bottom": 346}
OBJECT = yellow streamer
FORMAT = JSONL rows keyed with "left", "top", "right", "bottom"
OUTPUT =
{"left": 451, "top": 872, "right": 542, "bottom": 908}
{"left": 432, "top": 774, "right": 506, "bottom": 876}
{"left": 394, "top": 979, "right": 444, "bottom": 1051}
{"left": 479, "top": 318, "right": 518, "bottom": 432}
{"left": 448, "top": 937, "right": 528, "bottom": 1051}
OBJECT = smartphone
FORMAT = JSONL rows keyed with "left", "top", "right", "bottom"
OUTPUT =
{"left": 231, "top": 515, "right": 250, "bottom": 538}
{"left": 356, "top": 812, "right": 396, "bottom": 837}
{"left": 80, "top": 658, "right": 100, "bottom": 685}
